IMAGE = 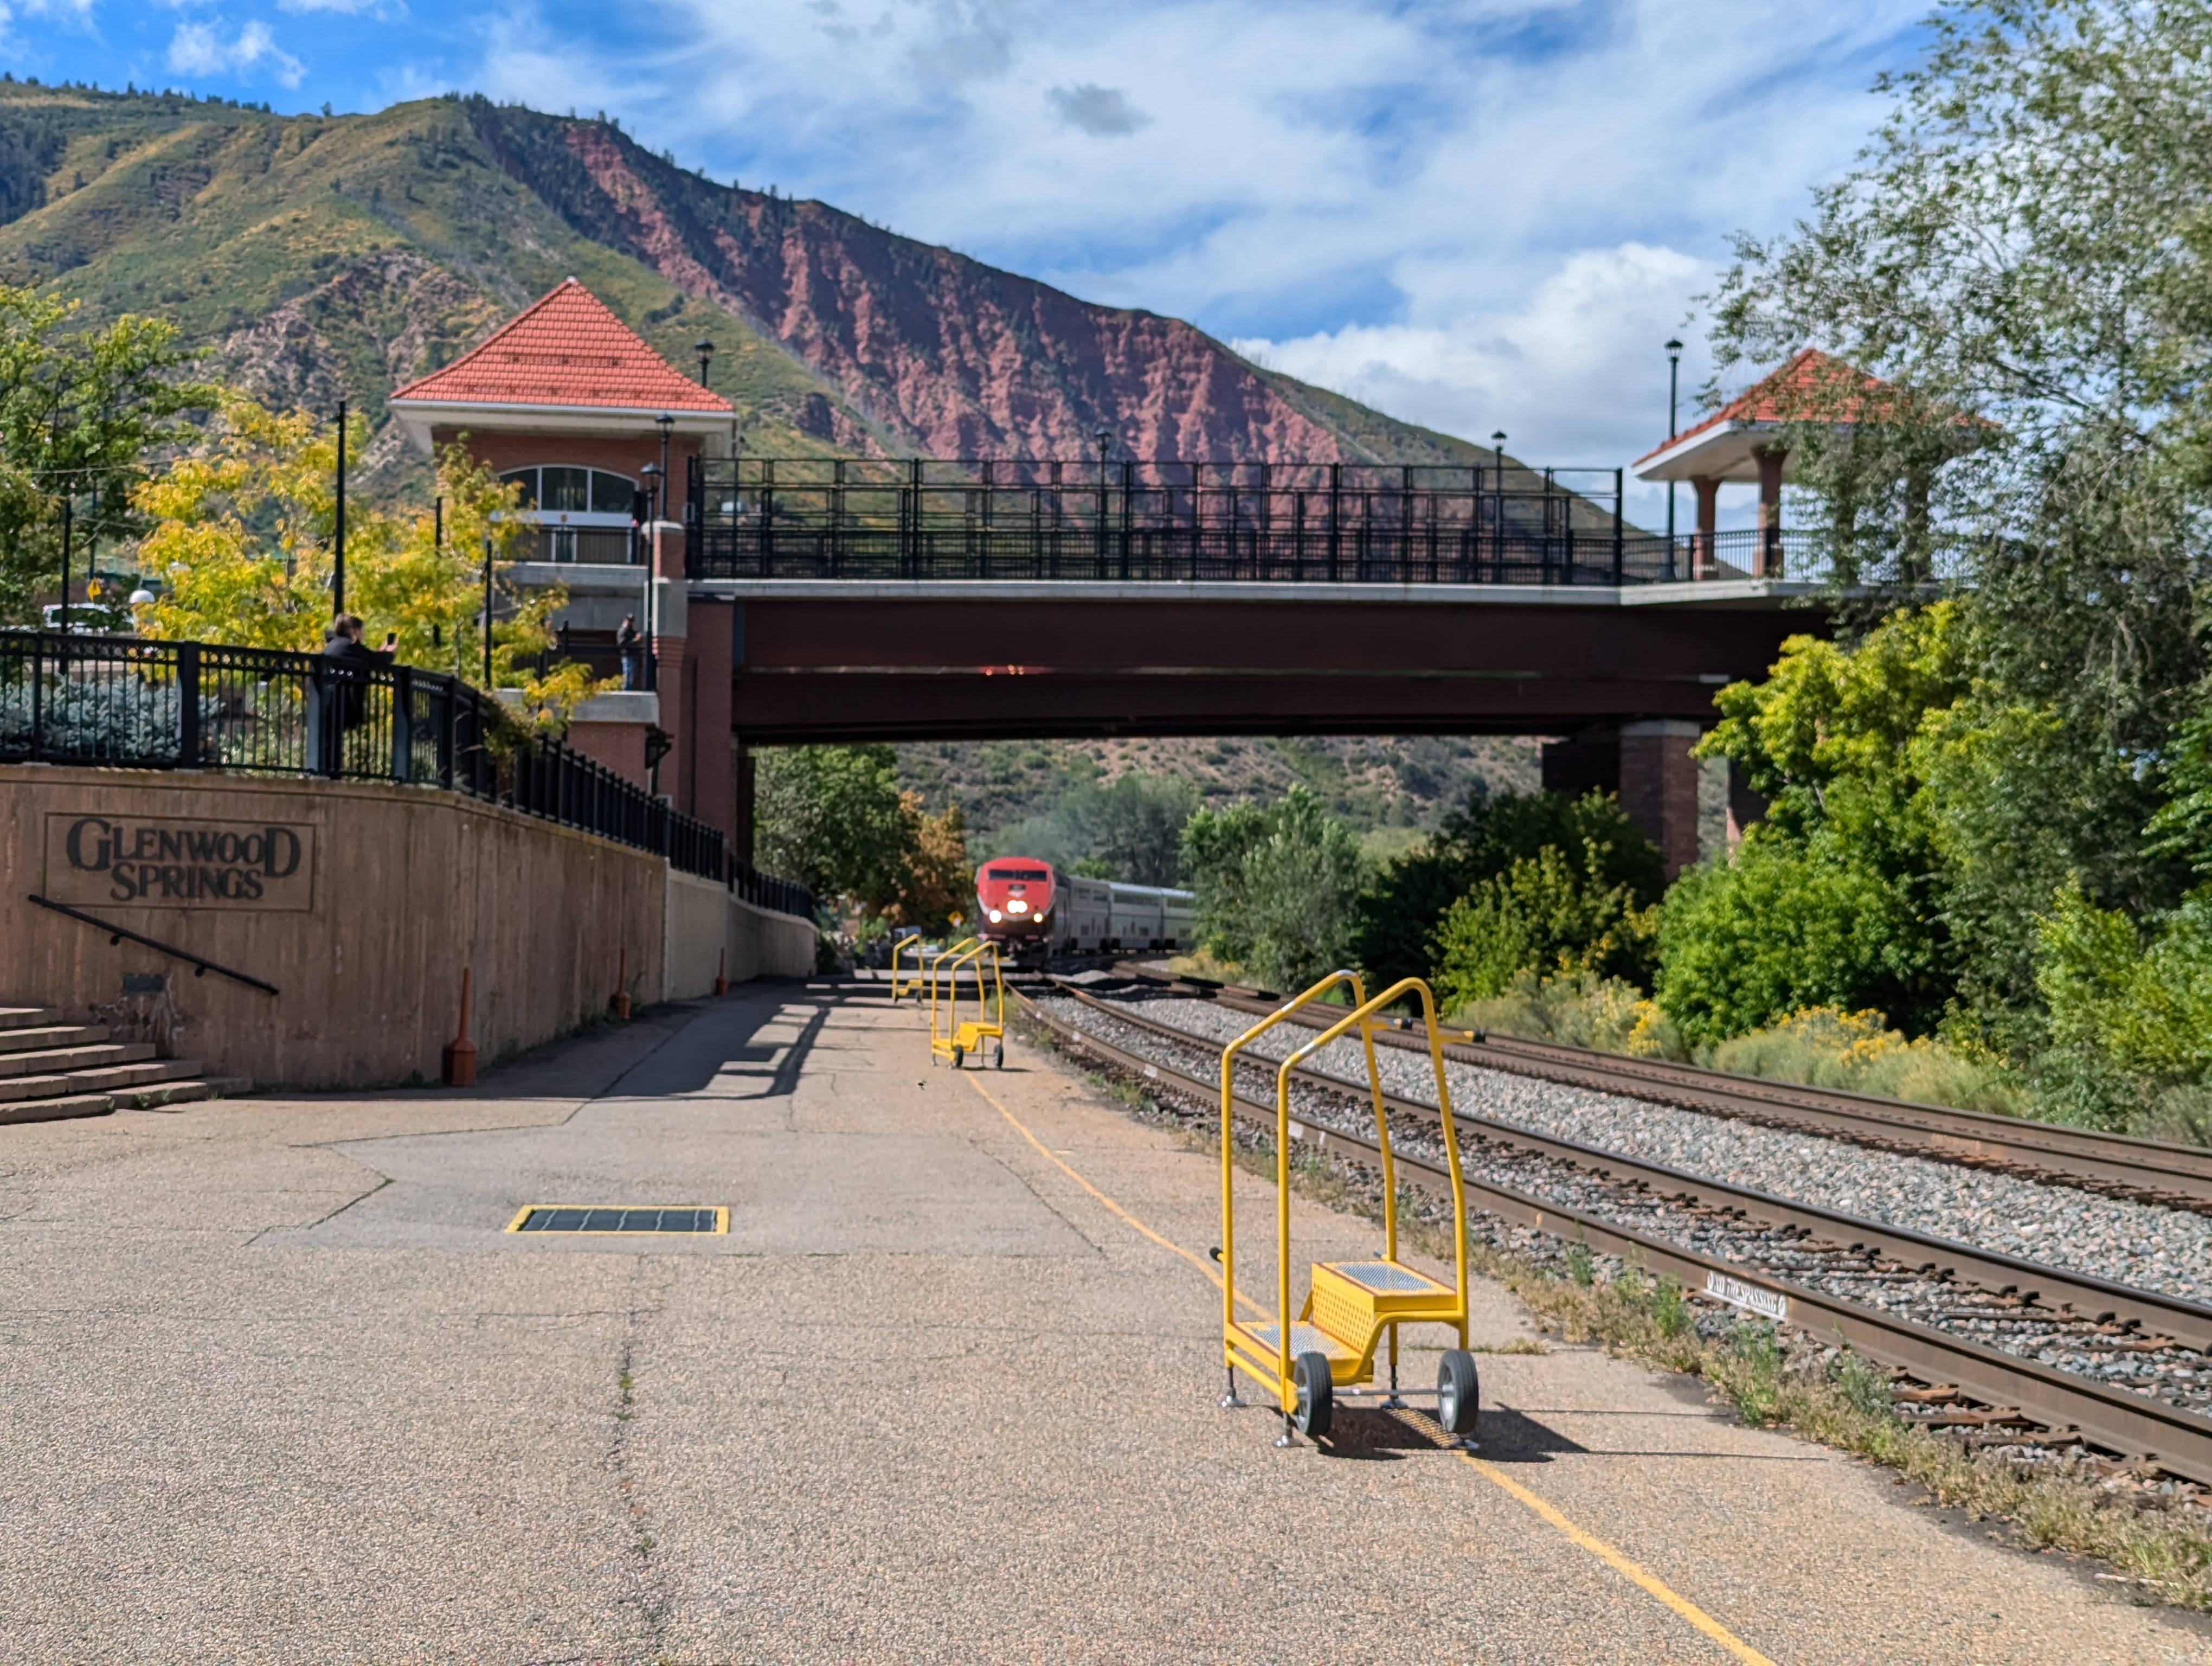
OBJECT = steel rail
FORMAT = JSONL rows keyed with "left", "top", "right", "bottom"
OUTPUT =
{"left": 1053, "top": 982, "right": 2212, "bottom": 1352}
{"left": 1129, "top": 971, "right": 2212, "bottom": 1207}
{"left": 1017, "top": 991, "right": 2212, "bottom": 1484}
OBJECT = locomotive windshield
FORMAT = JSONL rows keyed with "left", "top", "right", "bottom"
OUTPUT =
{"left": 986, "top": 867, "right": 1051, "bottom": 881}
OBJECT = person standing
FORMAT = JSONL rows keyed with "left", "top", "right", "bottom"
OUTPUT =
{"left": 616, "top": 613, "right": 643, "bottom": 691}
{"left": 316, "top": 614, "right": 394, "bottom": 774}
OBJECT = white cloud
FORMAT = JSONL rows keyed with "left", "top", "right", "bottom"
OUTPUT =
{"left": 166, "top": 18, "right": 306, "bottom": 86}
{"left": 467, "top": 0, "right": 1930, "bottom": 466}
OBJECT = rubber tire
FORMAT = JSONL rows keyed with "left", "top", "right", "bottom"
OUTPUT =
{"left": 950, "top": 1045, "right": 964, "bottom": 1070}
{"left": 1293, "top": 1350, "right": 1334, "bottom": 1440}
{"left": 993, "top": 1042, "right": 1005, "bottom": 1069}
{"left": 1437, "top": 1349, "right": 1480, "bottom": 1437}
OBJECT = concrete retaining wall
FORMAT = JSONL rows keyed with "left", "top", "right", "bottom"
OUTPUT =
{"left": 1, "top": 764, "right": 806, "bottom": 1090}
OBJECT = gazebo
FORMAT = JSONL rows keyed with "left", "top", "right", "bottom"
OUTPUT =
{"left": 1633, "top": 349, "right": 1896, "bottom": 579}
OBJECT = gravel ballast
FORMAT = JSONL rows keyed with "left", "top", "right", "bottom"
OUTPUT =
{"left": 1041, "top": 992, "right": 2212, "bottom": 1308}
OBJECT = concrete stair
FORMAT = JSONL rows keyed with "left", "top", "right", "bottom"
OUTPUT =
{"left": 0, "top": 1007, "right": 248, "bottom": 1124}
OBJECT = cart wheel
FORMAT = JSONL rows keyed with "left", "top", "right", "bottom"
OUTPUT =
{"left": 1437, "top": 1349, "right": 1480, "bottom": 1437}
{"left": 993, "top": 1042, "right": 1005, "bottom": 1069}
{"left": 951, "top": 1045, "right": 965, "bottom": 1069}
{"left": 1293, "top": 1350, "right": 1334, "bottom": 1440}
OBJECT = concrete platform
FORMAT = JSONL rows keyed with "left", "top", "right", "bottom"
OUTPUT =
{"left": 0, "top": 986, "right": 2203, "bottom": 1662}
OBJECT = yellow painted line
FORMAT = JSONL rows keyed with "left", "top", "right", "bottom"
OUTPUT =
{"left": 963, "top": 1071, "right": 1266, "bottom": 1322}
{"left": 1456, "top": 1452, "right": 1774, "bottom": 1665}
{"left": 962, "top": 1067, "right": 1773, "bottom": 1666}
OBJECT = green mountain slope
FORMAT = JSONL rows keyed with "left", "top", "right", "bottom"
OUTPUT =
{"left": 0, "top": 81, "right": 1570, "bottom": 503}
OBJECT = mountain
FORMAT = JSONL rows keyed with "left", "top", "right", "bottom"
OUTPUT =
{"left": 0, "top": 80, "right": 1507, "bottom": 492}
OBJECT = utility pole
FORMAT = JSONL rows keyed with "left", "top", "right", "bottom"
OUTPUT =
{"left": 333, "top": 398, "right": 348, "bottom": 617}
{"left": 1665, "top": 338, "right": 1683, "bottom": 569}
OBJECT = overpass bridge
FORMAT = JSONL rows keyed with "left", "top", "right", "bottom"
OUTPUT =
{"left": 538, "top": 455, "right": 1824, "bottom": 881}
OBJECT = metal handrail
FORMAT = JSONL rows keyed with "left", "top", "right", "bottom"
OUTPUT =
{"left": 0, "top": 630, "right": 810, "bottom": 918}
{"left": 28, "top": 893, "right": 279, "bottom": 995}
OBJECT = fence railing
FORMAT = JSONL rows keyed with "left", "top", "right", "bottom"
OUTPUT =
{"left": 518, "top": 525, "right": 642, "bottom": 565}
{"left": 689, "top": 456, "right": 1660, "bottom": 584}
{"left": 0, "top": 630, "right": 814, "bottom": 920}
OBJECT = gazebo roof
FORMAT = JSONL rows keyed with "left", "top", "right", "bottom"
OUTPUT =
{"left": 1633, "top": 349, "right": 1896, "bottom": 483}
{"left": 389, "top": 278, "right": 732, "bottom": 440}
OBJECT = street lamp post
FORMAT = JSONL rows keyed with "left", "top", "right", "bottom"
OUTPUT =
{"left": 57, "top": 485, "right": 70, "bottom": 636}
{"left": 655, "top": 413, "right": 674, "bottom": 522}
{"left": 1665, "top": 338, "right": 1683, "bottom": 575}
{"left": 333, "top": 397, "right": 348, "bottom": 618}
{"left": 695, "top": 339, "right": 716, "bottom": 388}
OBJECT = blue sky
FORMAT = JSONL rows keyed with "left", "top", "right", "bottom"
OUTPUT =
{"left": 7, "top": 0, "right": 1931, "bottom": 511}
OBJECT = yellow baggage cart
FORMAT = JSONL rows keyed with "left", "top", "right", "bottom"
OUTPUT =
{"left": 928, "top": 938, "right": 1005, "bottom": 1069}
{"left": 1219, "top": 972, "right": 1478, "bottom": 1445}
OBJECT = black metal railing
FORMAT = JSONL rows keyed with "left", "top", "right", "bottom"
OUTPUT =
{"left": 517, "top": 524, "right": 643, "bottom": 565}
{"left": 0, "top": 630, "right": 814, "bottom": 919}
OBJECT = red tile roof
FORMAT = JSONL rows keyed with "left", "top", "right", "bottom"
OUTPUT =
{"left": 390, "top": 278, "right": 732, "bottom": 414}
{"left": 1635, "top": 348, "right": 1896, "bottom": 466}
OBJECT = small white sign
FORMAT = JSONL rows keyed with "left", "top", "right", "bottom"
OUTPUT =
{"left": 1705, "top": 1271, "right": 1789, "bottom": 1323}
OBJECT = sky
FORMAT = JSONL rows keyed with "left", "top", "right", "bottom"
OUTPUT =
{"left": 5, "top": 0, "right": 1932, "bottom": 521}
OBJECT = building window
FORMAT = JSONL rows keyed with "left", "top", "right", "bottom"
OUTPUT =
{"left": 500, "top": 467, "right": 639, "bottom": 518}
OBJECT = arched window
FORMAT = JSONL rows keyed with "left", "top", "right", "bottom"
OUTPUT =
{"left": 499, "top": 467, "right": 639, "bottom": 518}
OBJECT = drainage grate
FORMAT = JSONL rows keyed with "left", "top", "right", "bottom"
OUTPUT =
{"left": 505, "top": 1206, "right": 728, "bottom": 1235}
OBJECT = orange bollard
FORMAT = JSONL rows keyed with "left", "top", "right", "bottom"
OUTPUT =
{"left": 610, "top": 945, "right": 632, "bottom": 1020}
{"left": 441, "top": 966, "right": 477, "bottom": 1086}
{"left": 715, "top": 947, "right": 729, "bottom": 997}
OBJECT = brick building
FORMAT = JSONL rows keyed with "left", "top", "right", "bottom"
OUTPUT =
{"left": 389, "top": 280, "right": 743, "bottom": 843}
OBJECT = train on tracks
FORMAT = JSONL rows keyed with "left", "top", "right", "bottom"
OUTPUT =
{"left": 974, "top": 858, "right": 1196, "bottom": 963}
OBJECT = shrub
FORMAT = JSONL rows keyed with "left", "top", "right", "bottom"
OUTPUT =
{"left": 1432, "top": 847, "right": 1658, "bottom": 1007}
{"left": 1709, "top": 1005, "right": 2023, "bottom": 1115}
{"left": 1355, "top": 787, "right": 1663, "bottom": 988}
{"left": 1654, "top": 825, "right": 1935, "bottom": 1046}
{"left": 1454, "top": 969, "right": 1686, "bottom": 1059}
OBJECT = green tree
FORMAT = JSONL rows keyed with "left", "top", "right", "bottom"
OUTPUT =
{"left": 983, "top": 772, "right": 1197, "bottom": 885}
{"left": 755, "top": 744, "right": 914, "bottom": 910}
{"left": 1354, "top": 788, "right": 1663, "bottom": 988}
{"left": 1668, "top": 604, "right": 1964, "bottom": 1041}
{"left": 1708, "top": 0, "right": 2212, "bottom": 1034}
{"left": 0, "top": 284, "right": 214, "bottom": 621}
{"left": 1181, "top": 786, "right": 1365, "bottom": 990}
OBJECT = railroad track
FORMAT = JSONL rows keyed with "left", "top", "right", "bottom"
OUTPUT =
{"left": 1016, "top": 983, "right": 2212, "bottom": 1488}
{"left": 1106, "top": 965, "right": 2212, "bottom": 1212}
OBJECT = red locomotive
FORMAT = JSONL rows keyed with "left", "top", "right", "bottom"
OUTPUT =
{"left": 974, "top": 858, "right": 1196, "bottom": 963}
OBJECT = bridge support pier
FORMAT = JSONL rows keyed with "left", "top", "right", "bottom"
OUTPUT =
{"left": 1619, "top": 720, "right": 1702, "bottom": 881}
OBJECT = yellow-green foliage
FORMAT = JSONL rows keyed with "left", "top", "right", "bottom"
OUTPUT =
{"left": 1454, "top": 970, "right": 1687, "bottom": 1060}
{"left": 1710, "top": 1005, "right": 2024, "bottom": 1114}
{"left": 138, "top": 395, "right": 608, "bottom": 729}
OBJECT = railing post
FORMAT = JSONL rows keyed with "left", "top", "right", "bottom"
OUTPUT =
{"left": 29, "top": 630, "right": 45, "bottom": 762}
{"left": 1119, "top": 459, "right": 1134, "bottom": 581}
{"left": 390, "top": 667, "right": 414, "bottom": 783}
{"left": 1612, "top": 467, "right": 1625, "bottom": 586}
{"left": 176, "top": 640, "right": 201, "bottom": 766}
{"left": 1327, "top": 463, "right": 1341, "bottom": 582}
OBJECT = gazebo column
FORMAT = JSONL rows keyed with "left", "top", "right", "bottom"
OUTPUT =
{"left": 1753, "top": 445, "right": 1787, "bottom": 578}
{"left": 1692, "top": 476, "right": 1720, "bottom": 579}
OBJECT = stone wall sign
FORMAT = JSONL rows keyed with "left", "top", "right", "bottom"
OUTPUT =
{"left": 43, "top": 813, "right": 318, "bottom": 911}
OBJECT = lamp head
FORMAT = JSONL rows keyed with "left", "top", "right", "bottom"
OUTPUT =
{"left": 1665, "top": 337, "right": 1684, "bottom": 362}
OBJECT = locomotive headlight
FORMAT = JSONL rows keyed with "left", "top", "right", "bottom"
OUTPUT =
{"left": 1007, "top": 899, "right": 1028, "bottom": 914}
{"left": 988, "top": 909, "right": 1003, "bottom": 922}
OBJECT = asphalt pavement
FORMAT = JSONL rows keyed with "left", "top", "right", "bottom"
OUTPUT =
{"left": 0, "top": 985, "right": 2202, "bottom": 1662}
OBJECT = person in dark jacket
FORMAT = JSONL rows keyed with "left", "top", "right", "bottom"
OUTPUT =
{"left": 316, "top": 614, "right": 394, "bottom": 773}
{"left": 616, "top": 613, "right": 644, "bottom": 690}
